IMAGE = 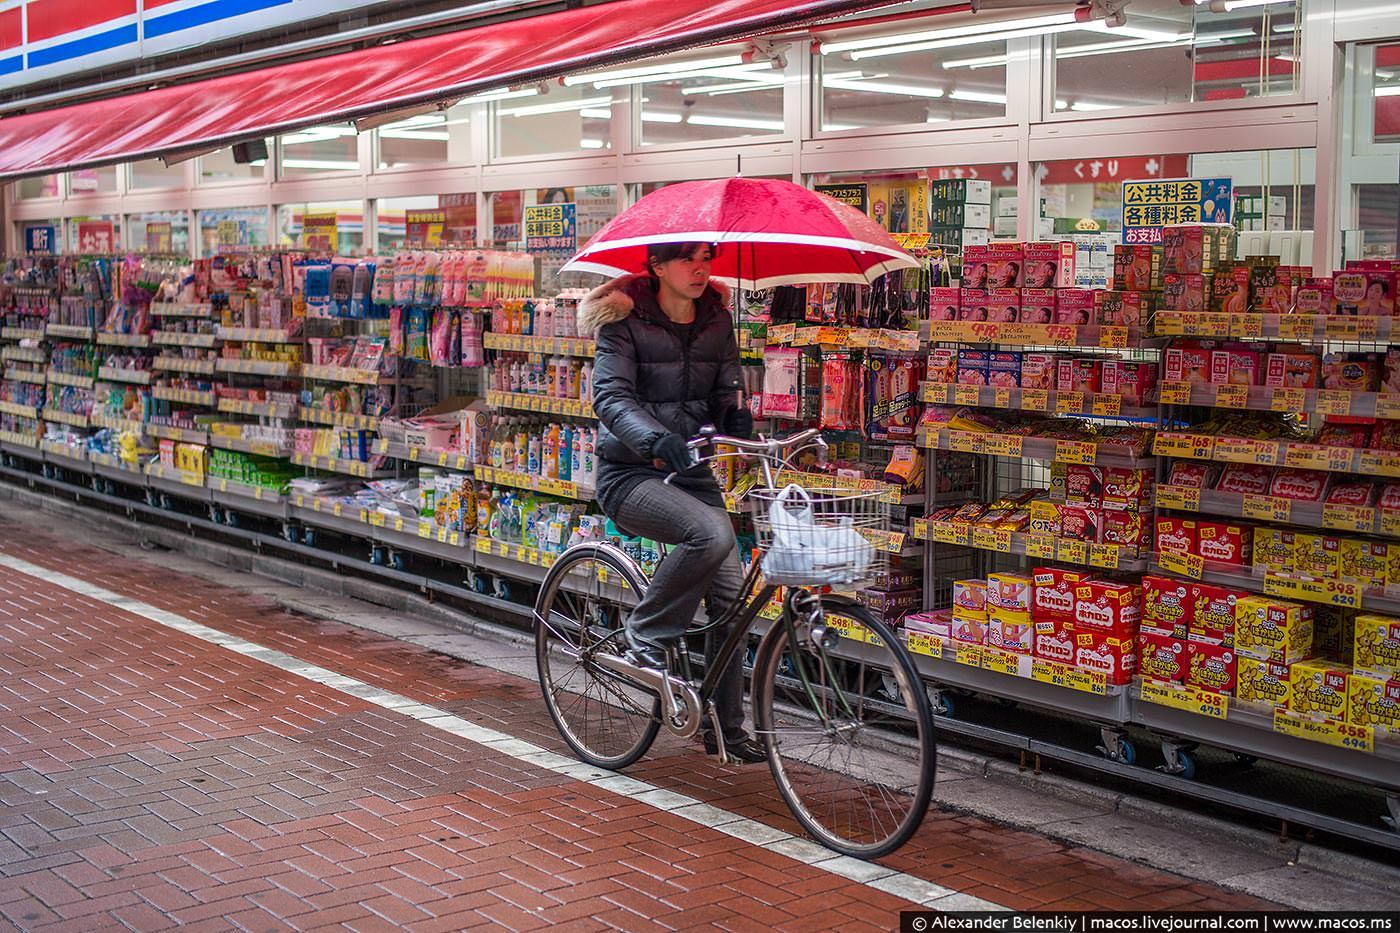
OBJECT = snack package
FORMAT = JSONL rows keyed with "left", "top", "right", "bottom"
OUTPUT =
{"left": 1234, "top": 595, "right": 1314, "bottom": 663}
{"left": 929, "top": 287, "right": 961, "bottom": 322}
{"left": 1020, "top": 288, "right": 1056, "bottom": 325}
{"left": 1186, "top": 640, "right": 1237, "bottom": 694}
{"left": 1139, "top": 630, "right": 1189, "bottom": 683}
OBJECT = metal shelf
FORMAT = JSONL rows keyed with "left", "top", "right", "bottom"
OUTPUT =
{"left": 373, "top": 439, "right": 473, "bottom": 471}
{"left": 40, "top": 440, "right": 92, "bottom": 473}
{"left": 0, "top": 327, "right": 46, "bottom": 342}
{"left": 291, "top": 452, "right": 391, "bottom": 479}
{"left": 911, "top": 518, "right": 1147, "bottom": 572}
{"left": 0, "top": 347, "right": 46, "bottom": 364}
{"left": 154, "top": 356, "right": 217, "bottom": 376}
{"left": 152, "top": 331, "right": 220, "bottom": 348}
{"left": 1155, "top": 484, "right": 1400, "bottom": 539}
{"left": 1153, "top": 310, "right": 1397, "bottom": 343}
{"left": 301, "top": 364, "right": 380, "bottom": 385}
{"left": 926, "top": 320, "right": 1152, "bottom": 349}
{"left": 45, "top": 371, "right": 93, "bottom": 389}
{"left": 1166, "top": 382, "right": 1400, "bottom": 419}
{"left": 299, "top": 406, "right": 379, "bottom": 430}
{"left": 7, "top": 367, "right": 49, "bottom": 385}
{"left": 216, "top": 359, "right": 299, "bottom": 377}
{"left": 1154, "top": 432, "right": 1400, "bottom": 478}
{"left": 216, "top": 326, "right": 297, "bottom": 343}
{"left": 97, "top": 366, "right": 153, "bottom": 385}
{"left": 483, "top": 333, "right": 595, "bottom": 357}
{"left": 485, "top": 390, "right": 595, "bottom": 419}
{"left": 474, "top": 464, "right": 592, "bottom": 501}
{"left": 1147, "top": 555, "right": 1400, "bottom": 616}
{"left": 921, "top": 382, "right": 1156, "bottom": 421}
{"left": 144, "top": 463, "right": 211, "bottom": 500}
{"left": 151, "top": 302, "right": 215, "bottom": 318}
{"left": 96, "top": 332, "right": 152, "bottom": 348}
{"left": 220, "top": 398, "right": 299, "bottom": 419}
{"left": 41, "top": 408, "right": 90, "bottom": 428}
{"left": 919, "top": 426, "right": 1153, "bottom": 469}
{"left": 152, "top": 387, "right": 219, "bottom": 407}
{"left": 45, "top": 324, "right": 93, "bottom": 340}
{"left": 208, "top": 434, "right": 292, "bottom": 458}
{"left": 147, "top": 424, "right": 208, "bottom": 445}
{"left": 209, "top": 476, "right": 289, "bottom": 518}
{"left": 0, "top": 402, "right": 39, "bottom": 418}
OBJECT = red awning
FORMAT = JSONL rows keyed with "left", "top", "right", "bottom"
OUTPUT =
{"left": 0, "top": 0, "right": 908, "bottom": 180}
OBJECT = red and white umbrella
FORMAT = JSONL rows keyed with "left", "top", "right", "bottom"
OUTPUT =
{"left": 561, "top": 177, "right": 919, "bottom": 289}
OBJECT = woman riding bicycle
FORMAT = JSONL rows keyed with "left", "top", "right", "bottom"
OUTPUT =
{"left": 577, "top": 241, "right": 765, "bottom": 764}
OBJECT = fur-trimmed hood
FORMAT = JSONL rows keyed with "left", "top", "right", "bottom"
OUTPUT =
{"left": 577, "top": 273, "right": 731, "bottom": 334}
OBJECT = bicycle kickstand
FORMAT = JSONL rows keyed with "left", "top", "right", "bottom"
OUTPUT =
{"left": 706, "top": 702, "right": 730, "bottom": 766}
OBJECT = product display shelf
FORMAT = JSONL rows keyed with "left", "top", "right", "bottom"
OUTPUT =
{"left": 771, "top": 469, "right": 922, "bottom": 507}
{"left": 1153, "top": 311, "right": 1397, "bottom": 344}
{"left": 217, "top": 397, "right": 297, "bottom": 419}
{"left": 95, "top": 332, "right": 151, "bottom": 349}
{"left": 0, "top": 401, "right": 39, "bottom": 418}
{"left": 152, "top": 386, "right": 218, "bottom": 407}
{"left": 1155, "top": 484, "right": 1400, "bottom": 538}
{"left": 147, "top": 423, "right": 208, "bottom": 445}
{"left": 1, "top": 346, "right": 46, "bottom": 364}
{"left": 144, "top": 461, "right": 211, "bottom": 499}
{"left": 215, "top": 326, "right": 296, "bottom": 343}
{"left": 1146, "top": 553, "right": 1400, "bottom": 616}
{"left": 39, "top": 439, "right": 91, "bottom": 472}
{"left": 762, "top": 323, "right": 925, "bottom": 352}
{"left": 1160, "top": 382, "right": 1400, "bottom": 419}
{"left": 474, "top": 464, "right": 592, "bottom": 502}
{"left": 0, "top": 429, "right": 39, "bottom": 450}
{"left": 7, "top": 367, "right": 48, "bottom": 385}
{"left": 0, "top": 326, "right": 46, "bottom": 342}
{"left": 1153, "top": 431, "right": 1400, "bottom": 478}
{"left": 925, "top": 321, "right": 1150, "bottom": 350}
{"left": 290, "top": 451, "right": 392, "bottom": 480}
{"left": 216, "top": 359, "right": 298, "bottom": 377}
{"left": 301, "top": 364, "right": 380, "bottom": 385}
{"left": 152, "top": 331, "right": 220, "bottom": 349}
{"left": 45, "top": 324, "right": 93, "bottom": 341}
{"left": 372, "top": 439, "right": 472, "bottom": 472}
{"left": 90, "top": 412, "right": 145, "bottom": 434}
{"left": 484, "top": 389, "right": 595, "bottom": 419}
{"left": 483, "top": 333, "right": 595, "bottom": 357}
{"left": 150, "top": 302, "right": 215, "bottom": 319}
{"left": 287, "top": 493, "right": 468, "bottom": 560}
{"left": 41, "top": 408, "right": 90, "bottom": 429}
{"left": 918, "top": 426, "right": 1153, "bottom": 469}
{"left": 921, "top": 381, "right": 1156, "bottom": 421}
{"left": 207, "top": 434, "right": 291, "bottom": 458}
{"left": 153, "top": 356, "right": 217, "bottom": 376}
{"left": 46, "top": 370, "right": 94, "bottom": 389}
{"left": 208, "top": 476, "right": 290, "bottom": 518}
{"left": 911, "top": 518, "right": 1148, "bottom": 572}
{"left": 299, "top": 406, "right": 379, "bottom": 430}
{"left": 96, "top": 366, "right": 152, "bottom": 386}
{"left": 88, "top": 451, "right": 144, "bottom": 481}
{"left": 1129, "top": 679, "right": 1400, "bottom": 791}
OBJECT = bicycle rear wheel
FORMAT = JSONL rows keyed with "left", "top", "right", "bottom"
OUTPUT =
{"left": 752, "top": 597, "right": 936, "bottom": 859}
{"left": 534, "top": 543, "right": 661, "bottom": 769}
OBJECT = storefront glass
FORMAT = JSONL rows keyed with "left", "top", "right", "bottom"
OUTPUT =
{"left": 197, "top": 207, "right": 271, "bottom": 254}
{"left": 1052, "top": 0, "right": 1300, "bottom": 113}
{"left": 129, "top": 159, "right": 184, "bottom": 190}
{"left": 67, "top": 215, "right": 121, "bottom": 253}
{"left": 279, "top": 124, "right": 361, "bottom": 177}
{"left": 198, "top": 143, "right": 269, "bottom": 184}
{"left": 276, "top": 201, "right": 365, "bottom": 253}
{"left": 126, "top": 211, "right": 191, "bottom": 254}
{"left": 628, "top": 47, "right": 786, "bottom": 144}
{"left": 17, "top": 220, "right": 62, "bottom": 254}
{"left": 487, "top": 185, "right": 617, "bottom": 292}
{"left": 377, "top": 194, "right": 477, "bottom": 253}
{"left": 494, "top": 85, "right": 614, "bottom": 158}
{"left": 377, "top": 103, "right": 473, "bottom": 169}
{"left": 68, "top": 167, "right": 117, "bottom": 196}
{"left": 16, "top": 175, "right": 60, "bottom": 199}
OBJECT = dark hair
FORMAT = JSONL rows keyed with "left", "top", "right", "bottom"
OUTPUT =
{"left": 647, "top": 241, "right": 719, "bottom": 275}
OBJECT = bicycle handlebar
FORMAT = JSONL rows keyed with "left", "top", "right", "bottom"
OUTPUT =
{"left": 686, "top": 426, "right": 825, "bottom": 458}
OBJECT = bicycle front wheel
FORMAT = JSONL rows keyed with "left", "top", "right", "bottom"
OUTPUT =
{"left": 534, "top": 543, "right": 661, "bottom": 770}
{"left": 753, "top": 597, "right": 936, "bottom": 859}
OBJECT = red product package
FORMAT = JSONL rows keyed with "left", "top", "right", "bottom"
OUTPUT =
{"left": 1215, "top": 464, "right": 1273, "bottom": 496}
{"left": 1139, "top": 630, "right": 1189, "bottom": 683}
{"left": 1264, "top": 352, "right": 1321, "bottom": 389}
{"left": 1059, "top": 505, "right": 1103, "bottom": 542}
{"left": 986, "top": 243, "right": 1025, "bottom": 289}
{"left": 1155, "top": 517, "right": 1198, "bottom": 554}
{"left": 821, "top": 352, "right": 862, "bottom": 431}
{"left": 960, "top": 247, "right": 989, "bottom": 290}
{"left": 1102, "top": 468, "right": 1152, "bottom": 511}
{"left": 1034, "top": 623, "right": 1076, "bottom": 665}
{"left": 986, "top": 288, "right": 1021, "bottom": 324}
{"left": 1101, "top": 360, "right": 1157, "bottom": 405}
{"left": 1380, "top": 482, "right": 1400, "bottom": 511}
{"left": 1270, "top": 469, "right": 1330, "bottom": 503}
{"left": 1163, "top": 273, "right": 1211, "bottom": 312}
{"left": 1326, "top": 480, "right": 1376, "bottom": 506}
{"left": 1033, "top": 567, "right": 1095, "bottom": 621}
{"left": 958, "top": 289, "right": 989, "bottom": 321}
{"left": 1020, "top": 352, "right": 1057, "bottom": 390}
{"left": 1210, "top": 348, "right": 1262, "bottom": 386}
{"left": 1295, "top": 278, "right": 1333, "bottom": 315}
{"left": 1074, "top": 629, "right": 1138, "bottom": 685}
{"left": 1020, "top": 288, "right": 1056, "bottom": 325}
{"left": 929, "top": 287, "right": 961, "bottom": 322}
{"left": 1164, "top": 345, "right": 1213, "bottom": 386}
{"left": 1073, "top": 579, "right": 1142, "bottom": 634}
{"left": 1186, "top": 640, "right": 1237, "bottom": 694}
{"left": 1094, "top": 290, "right": 1147, "bottom": 327}
{"left": 1065, "top": 465, "right": 1104, "bottom": 509}
{"left": 1190, "top": 582, "right": 1245, "bottom": 645}
{"left": 1167, "top": 461, "right": 1214, "bottom": 489}
{"left": 1197, "top": 521, "right": 1253, "bottom": 565}
{"left": 1056, "top": 358, "right": 1101, "bottom": 393}
{"left": 1024, "top": 242, "right": 1076, "bottom": 288}
{"left": 1314, "top": 422, "right": 1372, "bottom": 449}
{"left": 1143, "top": 575, "right": 1190, "bottom": 638}
{"left": 1371, "top": 420, "right": 1400, "bottom": 450}
{"left": 1054, "top": 289, "right": 1095, "bottom": 326}
{"left": 1101, "top": 510, "right": 1150, "bottom": 555}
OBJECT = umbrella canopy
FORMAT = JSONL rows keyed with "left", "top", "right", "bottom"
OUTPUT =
{"left": 561, "top": 177, "right": 919, "bottom": 289}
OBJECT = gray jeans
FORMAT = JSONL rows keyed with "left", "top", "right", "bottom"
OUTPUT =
{"left": 612, "top": 478, "right": 748, "bottom": 742}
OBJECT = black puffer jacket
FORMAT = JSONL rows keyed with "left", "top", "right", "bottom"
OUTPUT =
{"left": 578, "top": 273, "right": 742, "bottom": 515}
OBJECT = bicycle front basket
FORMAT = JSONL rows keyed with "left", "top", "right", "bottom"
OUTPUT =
{"left": 748, "top": 483, "right": 890, "bottom": 587}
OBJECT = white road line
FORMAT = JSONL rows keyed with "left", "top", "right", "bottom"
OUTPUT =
{"left": 0, "top": 553, "right": 1007, "bottom": 913}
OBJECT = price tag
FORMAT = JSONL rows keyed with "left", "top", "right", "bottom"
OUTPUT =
{"left": 1056, "top": 391, "right": 1086, "bottom": 414}
{"left": 496, "top": 541, "right": 510, "bottom": 557}
{"left": 1214, "top": 385, "right": 1248, "bottom": 409}
{"left": 982, "top": 434, "right": 1023, "bottom": 458}
{"left": 1281, "top": 443, "right": 1336, "bottom": 470}
{"left": 1322, "top": 503, "right": 1375, "bottom": 533}
{"left": 1263, "top": 572, "right": 1362, "bottom": 609}
{"left": 953, "top": 385, "right": 982, "bottom": 407}
{"left": 1359, "top": 451, "right": 1400, "bottom": 477}
{"left": 1273, "top": 709, "right": 1374, "bottom": 753}
{"left": 418, "top": 523, "right": 432, "bottom": 539}
{"left": 1153, "top": 311, "right": 1185, "bottom": 335}
{"left": 981, "top": 647, "right": 1026, "bottom": 678}
{"left": 1020, "top": 388, "right": 1050, "bottom": 411}
{"left": 1159, "top": 381, "right": 1191, "bottom": 405}
{"left": 948, "top": 431, "right": 978, "bottom": 453}
{"left": 1242, "top": 494, "right": 1291, "bottom": 524}
{"left": 1357, "top": 316, "right": 1381, "bottom": 340}
{"left": 1270, "top": 388, "right": 1306, "bottom": 413}
{"left": 1158, "top": 548, "right": 1204, "bottom": 579}
{"left": 1212, "top": 437, "right": 1278, "bottom": 466}
{"left": 1376, "top": 393, "right": 1400, "bottom": 421}
{"left": 1278, "top": 316, "right": 1315, "bottom": 341}
{"left": 992, "top": 387, "right": 1011, "bottom": 409}
{"left": 369, "top": 511, "right": 385, "bottom": 527}
{"left": 922, "top": 382, "right": 950, "bottom": 404}
{"left": 767, "top": 323, "right": 797, "bottom": 344}
{"left": 1031, "top": 659, "right": 1108, "bottom": 695}
{"left": 1045, "top": 325, "right": 1075, "bottom": 347}
{"left": 972, "top": 527, "right": 1013, "bottom": 553}
{"left": 1088, "top": 543, "right": 1120, "bottom": 569}
{"left": 954, "top": 643, "right": 984, "bottom": 667}
{"left": 1099, "top": 326, "right": 1128, "bottom": 349}
{"left": 1325, "top": 317, "right": 1361, "bottom": 340}
{"left": 1316, "top": 390, "right": 1352, "bottom": 417}
{"left": 475, "top": 536, "right": 492, "bottom": 554}
{"left": 1026, "top": 535, "right": 1057, "bottom": 559}
{"left": 1139, "top": 679, "right": 1229, "bottom": 719}
{"left": 1156, "top": 485, "right": 1201, "bottom": 511}
{"left": 1056, "top": 539, "right": 1088, "bottom": 566}
{"left": 1055, "top": 440, "right": 1097, "bottom": 465}
{"left": 1090, "top": 394, "right": 1122, "bottom": 417}
{"left": 905, "top": 630, "right": 944, "bottom": 658}
{"left": 1382, "top": 509, "right": 1400, "bottom": 538}
{"left": 1234, "top": 314, "right": 1264, "bottom": 339}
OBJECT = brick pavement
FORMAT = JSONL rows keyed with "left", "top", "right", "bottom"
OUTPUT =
{"left": 0, "top": 521, "right": 1276, "bottom": 930}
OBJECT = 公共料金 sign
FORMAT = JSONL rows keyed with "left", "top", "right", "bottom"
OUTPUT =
{"left": 1121, "top": 177, "right": 1232, "bottom": 245}
{"left": 524, "top": 203, "right": 577, "bottom": 252}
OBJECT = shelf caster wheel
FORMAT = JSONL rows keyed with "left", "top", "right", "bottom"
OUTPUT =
{"left": 1384, "top": 794, "right": 1399, "bottom": 832}
{"left": 282, "top": 523, "right": 298, "bottom": 542}
{"left": 160, "top": 495, "right": 173, "bottom": 510}
{"left": 492, "top": 578, "right": 511, "bottom": 600}
{"left": 209, "top": 506, "right": 224, "bottom": 525}
{"left": 1160, "top": 740, "right": 1198, "bottom": 780}
{"left": 370, "top": 546, "right": 386, "bottom": 566}
{"left": 1097, "top": 727, "right": 1135, "bottom": 765}
{"left": 225, "top": 511, "right": 240, "bottom": 529}
{"left": 302, "top": 528, "right": 317, "bottom": 547}
{"left": 390, "top": 552, "right": 405, "bottom": 572}
{"left": 875, "top": 673, "right": 905, "bottom": 705}
{"left": 927, "top": 688, "right": 955, "bottom": 719}
{"left": 472, "top": 574, "right": 491, "bottom": 594}
{"left": 146, "top": 490, "right": 159, "bottom": 507}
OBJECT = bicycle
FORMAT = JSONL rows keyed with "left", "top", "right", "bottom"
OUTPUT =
{"left": 533, "top": 427, "right": 937, "bottom": 859}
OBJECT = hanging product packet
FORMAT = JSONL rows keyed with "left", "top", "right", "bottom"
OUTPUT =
{"left": 820, "top": 351, "right": 861, "bottom": 431}
{"left": 762, "top": 347, "right": 802, "bottom": 420}
{"left": 865, "top": 352, "right": 925, "bottom": 443}
{"left": 372, "top": 257, "right": 396, "bottom": 306}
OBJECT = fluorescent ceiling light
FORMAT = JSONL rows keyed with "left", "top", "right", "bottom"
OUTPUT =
{"left": 1376, "top": 86, "right": 1400, "bottom": 97}
{"left": 499, "top": 95, "right": 611, "bottom": 117}
{"left": 1083, "top": 21, "right": 1191, "bottom": 42}
{"left": 949, "top": 88, "right": 1006, "bottom": 104}
{"left": 641, "top": 111, "right": 684, "bottom": 123}
{"left": 1059, "top": 100, "right": 1120, "bottom": 112}
{"left": 580, "top": 138, "right": 606, "bottom": 149}
{"left": 461, "top": 87, "right": 538, "bottom": 103}
{"left": 848, "top": 22, "right": 1088, "bottom": 61}
{"left": 379, "top": 130, "right": 451, "bottom": 140}
{"left": 687, "top": 114, "right": 785, "bottom": 131}
{"left": 591, "top": 62, "right": 775, "bottom": 89}
{"left": 824, "top": 78, "right": 945, "bottom": 98}
{"left": 281, "top": 159, "right": 360, "bottom": 171}
{"left": 821, "top": 12, "right": 1078, "bottom": 55}
{"left": 579, "top": 108, "right": 613, "bottom": 119}
{"left": 1211, "top": 0, "right": 1288, "bottom": 9}
{"left": 563, "top": 55, "right": 745, "bottom": 86}
{"left": 281, "top": 126, "right": 356, "bottom": 145}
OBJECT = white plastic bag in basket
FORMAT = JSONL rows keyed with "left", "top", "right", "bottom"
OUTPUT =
{"left": 762, "top": 484, "right": 875, "bottom": 582}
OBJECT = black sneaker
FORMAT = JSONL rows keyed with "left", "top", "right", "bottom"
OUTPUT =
{"left": 622, "top": 630, "right": 668, "bottom": 671}
{"left": 702, "top": 734, "right": 768, "bottom": 764}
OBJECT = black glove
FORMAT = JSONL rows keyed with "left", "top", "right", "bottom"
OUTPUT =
{"left": 723, "top": 407, "right": 754, "bottom": 439}
{"left": 651, "top": 433, "right": 693, "bottom": 475}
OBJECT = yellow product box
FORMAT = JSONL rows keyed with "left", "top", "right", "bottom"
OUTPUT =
{"left": 1387, "top": 546, "right": 1400, "bottom": 590}
{"left": 1353, "top": 614, "right": 1400, "bottom": 678}
{"left": 1234, "top": 595, "right": 1314, "bottom": 663}
{"left": 1346, "top": 671, "right": 1400, "bottom": 731}
{"left": 1235, "top": 656, "right": 1294, "bottom": 709}
{"left": 1028, "top": 500, "right": 1062, "bottom": 537}
{"left": 1338, "top": 539, "right": 1387, "bottom": 589}
{"left": 1293, "top": 533, "right": 1341, "bottom": 579}
{"left": 1289, "top": 660, "right": 1351, "bottom": 722}
{"left": 1252, "top": 528, "right": 1296, "bottom": 573}
{"left": 988, "top": 606, "right": 1032, "bottom": 627}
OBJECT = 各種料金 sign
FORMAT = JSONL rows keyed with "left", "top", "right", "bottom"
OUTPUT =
{"left": 1121, "top": 177, "right": 1232, "bottom": 245}
{"left": 815, "top": 183, "right": 869, "bottom": 213}
{"left": 524, "top": 203, "right": 577, "bottom": 253}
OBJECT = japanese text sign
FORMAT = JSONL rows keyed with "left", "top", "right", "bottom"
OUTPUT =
{"left": 1122, "top": 177, "right": 1232, "bottom": 244}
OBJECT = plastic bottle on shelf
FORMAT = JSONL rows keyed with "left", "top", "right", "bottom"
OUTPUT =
{"left": 543, "top": 423, "right": 560, "bottom": 480}
{"left": 567, "top": 360, "right": 582, "bottom": 400}
{"left": 537, "top": 301, "right": 553, "bottom": 339}
{"left": 527, "top": 432, "right": 542, "bottom": 476}
{"left": 579, "top": 362, "right": 592, "bottom": 403}
{"left": 477, "top": 484, "right": 495, "bottom": 532}
{"left": 559, "top": 425, "right": 573, "bottom": 482}
{"left": 570, "top": 427, "right": 583, "bottom": 480}
{"left": 581, "top": 427, "right": 596, "bottom": 486}
{"left": 514, "top": 426, "right": 529, "bottom": 473}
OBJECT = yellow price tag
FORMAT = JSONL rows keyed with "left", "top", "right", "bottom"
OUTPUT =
{"left": 1273, "top": 710, "right": 1374, "bottom": 753}
{"left": 1214, "top": 437, "right": 1279, "bottom": 466}
{"left": 369, "top": 512, "right": 385, "bottom": 527}
{"left": 905, "top": 631, "right": 944, "bottom": 659}
{"left": 981, "top": 647, "right": 1025, "bottom": 678}
{"left": 1381, "top": 509, "right": 1400, "bottom": 538}
{"left": 953, "top": 385, "right": 982, "bottom": 407}
{"left": 1090, "top": 394, "right": 1122, "bottom": 417}
{"left": 1056, "top": 539, "right": 1088, "bottom": 566}
{"left": 1158, "top": 548, "right": 1204, "bottom": 580}
{"left": 1376, "top": 393, "right": 1400, "bottom": 420}
{"left": 1270, "top": 387, "right": 1306, "bottom": 412}
{"left": 1234, "top": 314, "right": 1264, "bottom": 338}
{"left": 972, "top": 527, "right": 1012, "bottom": 553}
{"left": 1054, "top": 440, "right": 1096, "bottom": 465}
{"left": 1358, "top": 451, "right": 1400, "bottom": 477}
{"left": 993, "top": 387, "right": 1011, "bottom": 409}
{"left": 1242, "top": 494, "right": 1291, "bottom": 524}
{"left": 1321, "top": 503, "right": 1375, "bottom": 533}
{"left": 1020, "top": 388, "right": 1049, "bottom": 411}
{"left": 1140, "top": 679, "right": 1228, "bottom": 719}
{"left": 954, "top": 643, "right": 984, "bottom": 667}
{"left": 1159, "top": 381, "right": 1192, "bottom": 405}
{"left": 332, "top": 503, "right": 342, "bottom": 517}
{"left": 1088, "top": 543, "right": 1120, "bottom": 569}
{"left": 1100, "top": 326, "right": 1128, "bottom": 349}
{"left": 1026, "top": 535, "right": 1057, "bottom": 559}
{"left": 1156, "top": 485, "right": 1201, "bottom": 511}
{"left": 475, "top": 537, "right": 492, "bottom": 553}
{"left": 1316, "top": 390, "right": 1352, "bottom": 417}
{"left": 932, "top": 522, "right": 970, "bottom": 546}
{"left": 1214, "top": 384, "right": 1248, "bottom": 409}
{"left": 418, "top": 523, "right": 431, "bottom": 539}
{"left": 1056, "top": 391, "right": 1086, "bottom": 414}
{"left": 922, "top": 382, "right": 950, "bottom": 404}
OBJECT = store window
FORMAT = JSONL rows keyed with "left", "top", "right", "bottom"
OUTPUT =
{"left": 68, "top": 166, "right": 117, "bottom": 196}
{"left": 616, "top": 46, "right": 786, "bottom": 145}
{"left": 1369, "top": 42, "right": 1400, "bottom": 145}
{"left": 494, "top": 85, "right": 614, "bottom": 158}
{"left": 127, "top": 211, "right": 191, "bottom": 254}
{"left": 129, "top": 159, "right": 184, "bottom": 190}
{"left": 377, "top": 103, "right": 473, "bottom": 169}
{"left": 67, "top": 215, "right": 121, "bottom": 253}
{"left": 1052, "top": 0, "right": 1299, "bottom": 113}
{"left": 377, "top": 194, "right": 477, "bottom": 253}
{"left": 277, "top": 201, "right": 365, "bottom": 253}
{"left": 18, "top": 220, "right": 61, "bottom": 254}
{"left": 16, "top": 175, "right": 60, "bottom": 199}
{"left": 816, "top": 24, "right": 1008, "bottom": 130}
{"left": 279, "top": 124, "right": 361, "bottom": 177}
{"left": 1344, "top": 43, "right": 1400, "bottom": 261}
{"left": 198, "top": 142, "right": 269, "bottom": 184}
{"left": 487, "top": 186, "right": 617, "bottom": 292}
{"left": 197, "top": 207, "right": 271, "bottom": 254}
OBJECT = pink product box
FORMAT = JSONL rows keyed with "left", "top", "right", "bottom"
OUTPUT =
{"left": 1020, "top": 352, "right": 1058, "bottom": 390}
{"left": 986, "top": 243, "right": 1025, "bottom": 289}
{"left": 957, "top": 349, "right": 990, "bottom": 385}
{"left": 929, "top": 287, "right": 961, "bottom": 322}
{"left": 986, "top": 288, "right": 1021, "bottom": 323}
{"left": 904, "top": 610, "right": 952, "bottom": 640}
{"left": 1101, "top": 360, "right": 1157, "bottom": 405}
{"left": 959, "top": 289, "right": 990, "bottom": 322}
{"left": 988, "top": 351, "right": 1022, "bottom": 388}
{"left": 1023, "top": 242, "right": 1077, "bottom": 289}
{"left": 961, "top": 246, "right": 990, "bottom": 290}
{"left": 1055, "top": 289, "right": 1095, "bottom": 326}
{"left": 953, "top": 579, "right": 987, "bottom": 613}
{"left": 1020, "top": 288, "right": 1056, "bottom": 325}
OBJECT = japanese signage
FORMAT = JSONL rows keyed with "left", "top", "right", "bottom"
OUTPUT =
{"left": 301, "top": 213, "right": 339, "bottom": 252}
{"left": 405, "top": 210, "right": 446, "bottom": 248}
{"left": 217, "top": 220, "right": 241, "bottom": 248}
{"left": 927, "top": 156, "right": 1191, "bottom": 187}
{"left": 815, "top": 183, "right": 869, "bottom": 213}
{"left": 76, "top": 220, "right": 115, "bottom": 253}
{"left": 1122, "top": 177, "right": 1233, "bottom": 245}
{"left": 524, "top": 203, "right": 577, "bottom": 253}
{"left": 145, "top": 222, "right": 172, "bottom": 253}
{"left": 24, "top": 226, "right": 56, "bottom": 255}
